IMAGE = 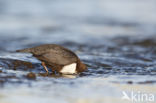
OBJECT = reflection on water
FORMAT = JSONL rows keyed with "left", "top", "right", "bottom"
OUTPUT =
{"left": 0, "top": 0, "right": 156, "bottom": 103}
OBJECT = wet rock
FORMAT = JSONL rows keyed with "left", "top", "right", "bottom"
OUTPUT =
{"left": 26, "top": 72, "right": 36, "bottom": 80}
{"left": 38, "top": 73, "right": 49, "bottom": 77}
{"left": 133, "top": 39, "right": 156, "bottom": 47}
{"left": 12, "top": 60, "right": 34, "bottom": 70}
{"left": 127, "top": 81, "right": 133, "bottom": 84}
{"left": 0, "top": 58, "right": 42, "bottom": 72}
{"left": 138, "top": 81, "right": 156, "bottom": 84}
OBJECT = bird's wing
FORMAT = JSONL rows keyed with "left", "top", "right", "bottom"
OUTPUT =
{"left": 34, "top": 50, "right": 78, "bottom": 65}
{"left": 17, "top": 44, "right": 78, "bottom": 65}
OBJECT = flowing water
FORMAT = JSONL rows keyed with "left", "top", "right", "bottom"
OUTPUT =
{"left": 0, "top": 0, "right": 156, "bottom": 103}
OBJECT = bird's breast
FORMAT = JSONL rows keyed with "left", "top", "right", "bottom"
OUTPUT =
{"left": 60, "top": 63, "right": 77, "bottom": 74}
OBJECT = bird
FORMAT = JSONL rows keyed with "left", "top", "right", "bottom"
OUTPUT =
{"left": 16, "top": 44, "right": 87, "bottom": 74}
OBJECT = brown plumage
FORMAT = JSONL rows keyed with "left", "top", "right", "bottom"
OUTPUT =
{"left": 16, "top": 44, "right": 87, "bottom": 74}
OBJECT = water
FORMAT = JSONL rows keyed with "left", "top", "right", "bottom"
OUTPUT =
{"left": 0, "top": 0, "right": 156, "bottom": 103}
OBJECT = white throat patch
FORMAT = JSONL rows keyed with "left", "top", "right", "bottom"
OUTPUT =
{"left": 60, "top": 63, "right": 77, "bottom": 74}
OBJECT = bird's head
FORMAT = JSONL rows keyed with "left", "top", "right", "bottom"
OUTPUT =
{"left": 77, "top": 59, "right": 87, "bottom": 73}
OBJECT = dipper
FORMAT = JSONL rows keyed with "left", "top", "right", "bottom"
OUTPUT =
{"left": 16, "top": 44, "right": 87, "bottom": 74}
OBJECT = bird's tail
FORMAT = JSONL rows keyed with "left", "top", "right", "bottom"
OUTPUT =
{"left": 16, "top": 48, "right": 32, "bottom": 53}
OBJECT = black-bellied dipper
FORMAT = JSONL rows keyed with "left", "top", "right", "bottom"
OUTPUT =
{"left": 16, "top": 44, "right": 87, "bottom": 74}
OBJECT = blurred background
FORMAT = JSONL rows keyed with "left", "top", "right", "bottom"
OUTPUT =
{"left": 0, "top": 0, "right": 156, "bottom": 47}
{"left": 0, "top": 0, "right": 156, "bottom": 103}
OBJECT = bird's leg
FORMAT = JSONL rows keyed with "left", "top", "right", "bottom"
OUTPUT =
{"left": 41, "top": 62, "right": 49, "bottom": 73}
